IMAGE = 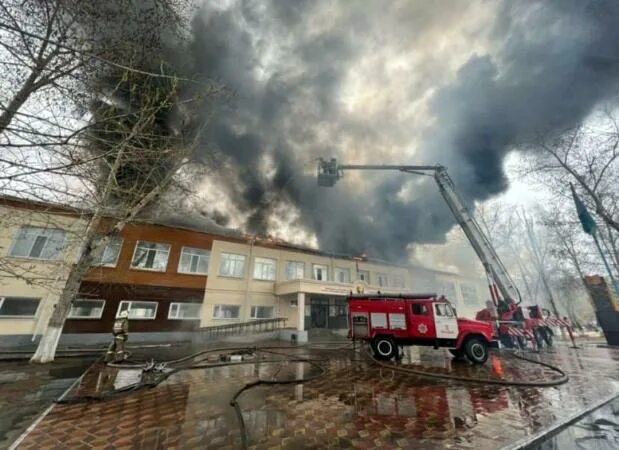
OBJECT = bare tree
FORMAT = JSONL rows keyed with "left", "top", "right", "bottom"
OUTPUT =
{"left": 30, "top": 66, "right": 215, "bottom": 362}
{"left": 521, "top": 107, "right": 619, "bottom": 234}
{"left": 0, "top": 1, "right": 225, "bottom": 362}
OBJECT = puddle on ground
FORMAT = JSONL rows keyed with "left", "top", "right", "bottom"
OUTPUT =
{"left": 9, "top": 344, "right": 619, "bottom": 450}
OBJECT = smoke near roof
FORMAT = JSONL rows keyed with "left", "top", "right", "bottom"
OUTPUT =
{"left": 180, "top": 0, "right": 619, "bottom": 261}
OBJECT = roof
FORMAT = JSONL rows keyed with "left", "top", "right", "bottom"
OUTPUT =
{"left": 0, "top": 194, "right": 463, "bottom": 276}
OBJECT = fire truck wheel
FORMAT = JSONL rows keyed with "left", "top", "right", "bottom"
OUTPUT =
{"left": 372, "top": 337, "right": 397, "bottom": 360}
{"left": 464, "top": 337, "right": 488, "bottom": 364}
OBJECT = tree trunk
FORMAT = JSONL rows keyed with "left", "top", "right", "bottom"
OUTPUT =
{"left": 0, "top": 67, "right": 43, "bottom": 136}
{"left": 30, "top": 217, "right": 106, "bottom": 363}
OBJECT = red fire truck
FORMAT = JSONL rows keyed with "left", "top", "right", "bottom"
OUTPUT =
{"left": 348, "top": 294, "right": 498, "bottom": 364}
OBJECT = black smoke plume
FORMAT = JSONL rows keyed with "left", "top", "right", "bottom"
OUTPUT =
{"left": 182, "top": 0, "right": 619, "bottom": 261}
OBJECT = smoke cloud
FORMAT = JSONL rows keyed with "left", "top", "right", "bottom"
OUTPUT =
{"left": 180, "top": 0, "right": 619, "bottom": 261}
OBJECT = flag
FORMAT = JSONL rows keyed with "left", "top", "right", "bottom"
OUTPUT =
{"left": 570, "top": 183, "right": 596, "bottom": 235}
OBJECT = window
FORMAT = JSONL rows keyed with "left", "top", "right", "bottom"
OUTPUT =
{"left": 178, "top": 247, "right": 210, "bottom": 274}
{"left": 0, "top": 297, "right": 40, "bottom": 317}
{"left": 219, "top": 253, "right": 246, "bottom": 278}
{"left": 357, "top": 270, "right": 370, "bottom": 282}
{"left": 437, "top": 281, "right": 457, "bottom": 302}
{"left": 250, "top": 306, "right": 274, "bottom": 319}
{"left": 389, "top": 313, "right": 407, "bottom": 330}
{"left": 376, "top": 273, "right": 388, "bottom": 287}
{"left": 253, "top": 257, "right": 276, "bottom": 280}
{"left": 285, "top": 261, "right": 305, "bottom": 280}
{"left": 131, "top": 241, "right": 170, "bottom": 271}
{"left": 370, "top": 312, "right": 387, "bottom": 328}
{"left": 412, "top": 303, "right": 428, "bottom": 315}
{"left": 10, "top": 227, "right": 66, "bottom": 260}
{"left": 334, "top": 267, "right": 351, "bottom": 283}
{"left": 435, "top": 303, "right": 455, "bottom": 317}
{"left": 168, "top": 302, "right": 201, "bottom": 320}
{"left": 68, "top": 299, "right": 105, "bottom": 319}
{"left": 313, "top": 264, "right": 328, "bottom": 281}
{"left": 393, "top": 274, "right": 406, "bottom": 289}
{"left": 213, "top": 304, "right": 240, "bottom": 319}
{"left": 95, "top": 237, "right": 122, "bottom": 267}
{"left": 117, "top": 301, "right": 157, "bottom": 319}
{"left": 460, "top": 284, "right": 478, "bottom": 305}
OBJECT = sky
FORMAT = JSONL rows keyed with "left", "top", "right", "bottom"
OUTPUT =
{"left": 177, "top": 0, "right": 619, "bottom": 265}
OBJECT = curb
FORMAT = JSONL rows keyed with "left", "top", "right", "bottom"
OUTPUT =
{"left": 501, "top": 391, "right": 619, "bottom": 450}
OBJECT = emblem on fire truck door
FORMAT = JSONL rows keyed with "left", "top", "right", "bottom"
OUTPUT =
{"left": 418, "top": 323, "right": 428, "bottom": 334}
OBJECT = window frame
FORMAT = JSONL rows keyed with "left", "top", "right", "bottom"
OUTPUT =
{"left": 285, "top": 261, "right": 305, "bottom": 280}
{"left": 0, "top": 297, "right": 41, "bottom": 318}
{"left": 250, "top": 305, "right": 275, "bottom": 319}
{"left": 357, "top": 270, "right": 370, "bottom": 282}
{"left": 94, "top": 237, "right": 123, "bottom": 268}
{"left": 334, "top": 267, "right": 351, "bottom": 283}
{"left": 130, "top": 240, "right": 171, "bottom": 272}
{"left": 116, "top": 300, "right": 158, "bottom": 320}
{"left": 168, "top": 302, "right": 202, "bottom": 320}
{"left": 213, "top": 304, "right": 241, "bottom": 320}
{"left": 312, "top": 264, "right": 329, "bottom": 281}
{"left": 218, "top": 253, "right": 247, "bottom": 278}
{"left": 376, "top": 272, "right": 388, "bottom": 287}
{"left": 253, "top": 257, "right": 277, "bottom": 281}
{"left": 8, "top": 226, "right": 67, "bottom": 261}
{"left": 68, "top": 299, "right": 106, "bottom": 319}
{"left": 177, "top": 246, "right": 210, "bottom": 275}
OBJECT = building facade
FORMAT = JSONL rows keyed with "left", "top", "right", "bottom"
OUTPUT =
{"left": 0, "top": 196, "right": 490, "bottom": 347}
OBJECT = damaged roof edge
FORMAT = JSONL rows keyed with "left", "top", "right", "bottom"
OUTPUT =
{"left": 0, "top": 194, "right": 467, "bottom": 276}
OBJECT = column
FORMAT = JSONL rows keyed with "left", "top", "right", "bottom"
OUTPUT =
{"left": 297, "top": 292, "right": 305, "bottom": 331}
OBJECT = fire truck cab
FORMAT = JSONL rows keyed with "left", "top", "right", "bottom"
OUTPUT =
{"left": 349, "top": 294, "right": 497, "bottom": 364}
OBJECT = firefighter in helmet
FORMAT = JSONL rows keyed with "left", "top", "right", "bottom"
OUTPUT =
{"left": 105, "top": 310, "right": 129, "bottom": 363}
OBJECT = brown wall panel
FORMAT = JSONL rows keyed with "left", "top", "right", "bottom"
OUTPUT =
{"left": 84, "top": 222, "right": 241, "bottom": 289}
{"left": 64, "top": 282, "right": 205, "bottom": 333}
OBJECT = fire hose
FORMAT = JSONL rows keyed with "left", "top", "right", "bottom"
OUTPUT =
{"left": 54, "top": 342, "right": 569, "bottom": 449}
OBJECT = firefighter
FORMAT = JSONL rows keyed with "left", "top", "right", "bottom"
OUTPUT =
{"left": 105, "top": 310, "right": 129, "bottom": 363}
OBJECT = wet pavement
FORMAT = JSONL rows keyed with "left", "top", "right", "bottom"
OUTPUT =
{"left": 8, "top": 341, "right": 619, "bottom": 449}
{"left": 0, "top": 357, "right": 96, "bottom": 449}
{"left": 531, "top": 397, "right": 619, "bottom": 449}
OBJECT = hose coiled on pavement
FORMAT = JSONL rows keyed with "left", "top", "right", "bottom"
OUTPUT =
{"left": 367, "top": 347, "right": 569, "bottom": 387}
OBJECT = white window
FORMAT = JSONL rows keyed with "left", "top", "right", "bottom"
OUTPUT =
{"left": 0, "top": 297, "right": 40, "bottom": 317}
{"left": 435, "top": 303, "right": 455, "bottom": 317}
{"left": 357, "top": 270, "right": 370, "bottom": 282}
{"left": 250, "top": 305, "right": 274, "bottom": 319}
{"left": 437, "top": 281, "right": 457, "bottom": 302}
{"left": 9, "top": 227, "right": 66, "bottom": 260}
{"left": 68, "top": 299, "right": 105, "bottom": 319}
{"left": 168, "top": 302, "right": 201, "bottom": 320}
{"left": 389, "top": 313, "right": 407, "bottom": 330}
{"left": 95, "top": 237, "right": 123, "bottom": 267}
{"left": 178, "top": 247, "right": 210, "bottom": 275}
{"left": 213, "top": 304, "right": 240, "bottom": 319}
{"left": 285, "top": 261, "right": 305, "bottom": 280}
{"left": 334, "top": 267, "right": 351, "bottom": 283}
{"left": 117, "top": 301, "right": 158, "bottom": 319}
{"left": 253, "top": 257, "right": 277, "bottom": 281}
{"left": 313, "top": 264, "right": 328, "bottom": 281}
{"left": 460, "top": 284, "right": 478, "bottom": 305}
{"left": 370, "top": 312, "right": 387, "bottom": 328}
{"left": 219, "top": 253, "right": 246, "bottom": 278}
{"left": 393, "top": 274, "right": 406, "bottom": 289}
{"left": 131, "top": 241, "right": 170, "bottom": 271}
{"left": 376, "top": 273, "right": 388, "bottom": 287}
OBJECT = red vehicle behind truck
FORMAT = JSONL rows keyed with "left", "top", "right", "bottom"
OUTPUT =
{"left": 348, "top": 294, "right": 498, "bottom": 364}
